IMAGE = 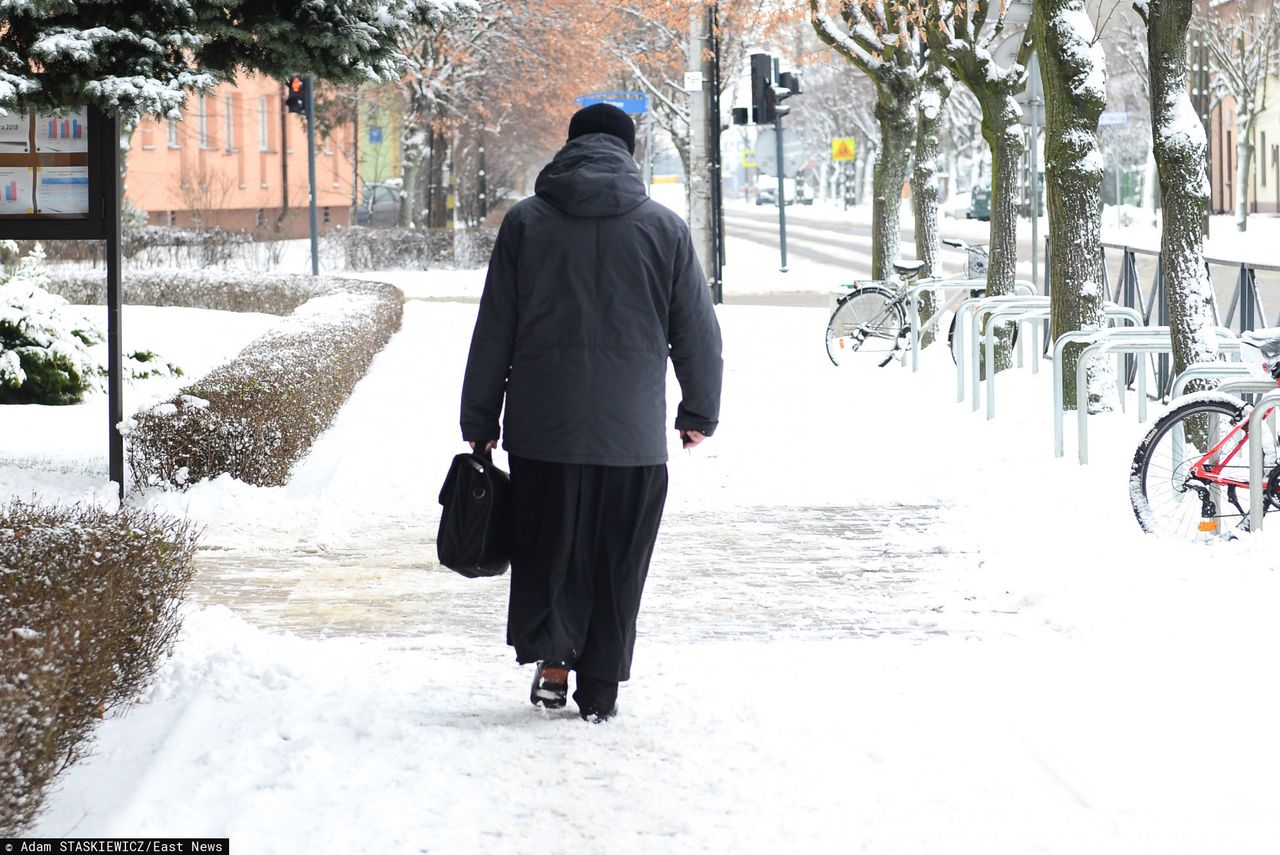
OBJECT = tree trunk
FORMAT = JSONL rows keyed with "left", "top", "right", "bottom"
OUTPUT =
{"left": 1146, "top": 0, "right": 1219, "bottom": 381}
{"left": 912, "top": 65, "right": 950, "bottom": 345}
{"left": 871, "top": 97, "right": 915, "bottom": 280}
{"left": 1036, "top": 0, "right": 1111, "bottom": 411}
{"left": 1235, "top": 129, "right": 1252, "bottom": 231}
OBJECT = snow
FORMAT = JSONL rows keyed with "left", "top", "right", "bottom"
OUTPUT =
{"left": 1051, "top": 8, "right": 1107, "bottom": 104}
{"left": 6, "top": 256, "right": 1279, "bottom": 849}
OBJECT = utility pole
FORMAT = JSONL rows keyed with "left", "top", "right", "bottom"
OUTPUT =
{"left": 707, "top": 0, "right": 724, "bottom": 302}
{"left": 686, "top": 12, "right": 714, "bottom": 290}
{"left": 305, "top": 73, "right": 319, "bottom": 275}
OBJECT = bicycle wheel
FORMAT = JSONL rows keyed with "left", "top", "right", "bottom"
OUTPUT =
{"left": 1130, "top": 393, "right": 1276, "bottom": 538}
{"left": 946, "top": 291, "right": 1020, "bottom": 366}
{"left": 826, "top": 286, "right": 906, "bottom": 367}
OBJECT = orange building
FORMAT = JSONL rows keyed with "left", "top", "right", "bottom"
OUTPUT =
{"left": 125, "top": 73, "right": 359, "bottom": 238}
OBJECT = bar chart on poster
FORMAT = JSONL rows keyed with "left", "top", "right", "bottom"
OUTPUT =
{"left": 0, "top": 166, "right": 34, "bottom": 213}
{"left": 36, "top": 108, "right": 89, "bottom": 153}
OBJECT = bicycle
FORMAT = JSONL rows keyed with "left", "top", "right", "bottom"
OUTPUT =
{"left": 1130, "top": 331, "right": 1280, "bottom": 538}
{"left": 824, "top": 239, "right": 1011, "bottom": 367}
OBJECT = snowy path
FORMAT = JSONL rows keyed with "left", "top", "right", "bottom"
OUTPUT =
{"left": 32, "top": 299, "right": 1280, "bottom": 852}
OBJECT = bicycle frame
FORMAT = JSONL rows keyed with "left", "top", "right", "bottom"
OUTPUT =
{"left": 1188, "top": 404, "right": 1275, "bottom": 490}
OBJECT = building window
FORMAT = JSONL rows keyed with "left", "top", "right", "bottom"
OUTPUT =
{"left": 1263, "top": 133, "right": 1268, "bottom": 187}
{"left": 255, "top": 208, "right": 266, "bottom": 228}
{"left": 224, "top": 94, "right": 235, "bottom": 151}
{"left": 167, "top": 119, "right": 180, "bottom": 148}
{"left": 323, "top": 206, "right": 331, "bottom": 225}
{"left": 259, "top": 96, "right": 270, "bottom": 151}
{"left": 140, "top": 123, "right": 155, "bottom": 150}
{"left": 167, "top": 210, "right": 177, "bottom": 226}
{"left": 197, "top": 96, "right": 209, "bottom": 148}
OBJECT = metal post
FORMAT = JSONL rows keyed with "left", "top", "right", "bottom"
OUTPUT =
{"left": 478, "top": 135, "right": 488, "bottom": 220}
{"left": 708, "top": 0, "right": 724, "bottom": 303}
{"left": 104, "top": 113, "right": 124, "bottom": 502}
{"left": 774, "top": 112, "right": 788, "bottom": 272}
{"left": 305, "top": 74, "right": 319, "bottom": 276}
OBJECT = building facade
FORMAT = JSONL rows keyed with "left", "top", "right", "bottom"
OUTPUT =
{"left": 124, "top": 74, "right": 360, "bottom": 238}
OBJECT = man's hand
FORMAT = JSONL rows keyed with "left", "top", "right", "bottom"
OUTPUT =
{"left": 679, "top": 429, "right": 705, "bottom": 449}
{"left": 470, "top": 439, "right": 498, "bottom": 453}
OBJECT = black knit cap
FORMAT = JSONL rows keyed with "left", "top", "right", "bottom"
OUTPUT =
{"left": 567, "top": 102, "right": 636, "bottom": 154}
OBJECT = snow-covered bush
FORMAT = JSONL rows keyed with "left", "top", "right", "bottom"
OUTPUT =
{"left": 48, "top": 268, "right": 325, "bottom": 316}
{"left": 0, "top": 250, "right": 181, "bottom": 405}
{"left": 325, "top": 226, "right": 497, "bottom": 271}
{"left": 0, "top": 501, "right": 199, "bottom": 835}
{"left": 127, "top": 279, "right": 403, "bottom": 488}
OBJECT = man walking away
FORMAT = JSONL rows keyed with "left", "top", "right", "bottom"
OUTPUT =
{"left": 460, "top": 102, "right": 723, "bottom": 722}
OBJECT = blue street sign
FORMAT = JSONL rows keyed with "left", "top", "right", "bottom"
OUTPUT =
{"left": 369, "top": 125, "right": 383, "bottom": 144}
{"left": 574, "top": 91, "right": 648, "bottom": 115}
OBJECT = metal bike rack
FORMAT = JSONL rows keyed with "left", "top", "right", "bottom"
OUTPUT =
{"left": 1248, "top": 389, "right": 1280, "bottom": 532}
{"left": 1218, "top": 378, "right": 1278, "bottom": 398}
{"left": 954, "top": 289, "right": 1037, "bottom": 403}
{"left": 968, "top": 296, "right": 1050, "bottom": 408}
{"left": 1170, "top": 363, "right": 1255, "bottom": 400}
{"left": 1073, "top": 330, "right": 1241, "bottom": 464}
{"left": 907, "top": 278, "right": 987, "bottom": 371}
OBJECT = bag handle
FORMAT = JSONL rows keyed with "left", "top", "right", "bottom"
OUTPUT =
{"left": 471, "top": 442, "right": 493, "bottom": 460}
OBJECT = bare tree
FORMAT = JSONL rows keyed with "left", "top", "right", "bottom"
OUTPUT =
{"left": 810, "top": 1, "right": 923, "bottom": 280}
{"left": 1033, "top": 0, "right": 1111, "bottom": 410}
{"left": 1135, "top": 0, "right": 1219, "bottom": 390}
{"left": 1198, "top": 3, "right": 1280, "bottom": 232}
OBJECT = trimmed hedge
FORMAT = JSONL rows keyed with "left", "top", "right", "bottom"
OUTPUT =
{"left": 125, "top": 278, "right": 403, "bottom": 487}
{"left": 45, "top": 269, "right": 324, "bottom": 316}
{"left": 0, "top": 502, "right": 199, "bottom": 835}
{"left": 324, "top": 225, "right": 497, "bottom": 271}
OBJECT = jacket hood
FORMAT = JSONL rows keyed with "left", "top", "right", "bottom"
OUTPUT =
{"left": 534, "top": 134, "right": 648, "bottom": 218}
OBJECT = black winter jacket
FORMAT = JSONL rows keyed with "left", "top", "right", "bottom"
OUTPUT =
{"left": 460, "top": 133, "right": 723, "bottom": 466}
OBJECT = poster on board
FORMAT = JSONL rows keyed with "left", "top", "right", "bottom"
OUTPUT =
{"left": 0, "top": 167, "right": 35, "bottom": 214}
{"left": 35, "top": 166, "right": 89, "bottom": 214}
{"left": 0, "top": 115, "right": 31, "bottom": 153}
{"left": 35, "top": 107, "right": 89, "bottom": 153}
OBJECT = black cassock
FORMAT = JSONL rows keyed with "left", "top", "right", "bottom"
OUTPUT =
{"left": 506, "top": 455, "right": 668, "bottom": 682}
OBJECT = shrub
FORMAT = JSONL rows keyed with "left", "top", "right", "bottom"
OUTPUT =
{"left": 46, "top": 268, "right": 325, "bottom": 316}
{"left": 126, "top": 278, "right": 403, "bottom": 487}
{"left": 0, "top": 501, "right": 199, "bottom": 835}
{"left": 324, "top": 225, "right": 497, "bottom": 271}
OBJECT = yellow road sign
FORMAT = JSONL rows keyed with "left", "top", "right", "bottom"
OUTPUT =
{"left": 831, "top": 137, "right": 856, "bottom": 161}
{"left": 741, "top": 149, "right": 756, "bottom": 168}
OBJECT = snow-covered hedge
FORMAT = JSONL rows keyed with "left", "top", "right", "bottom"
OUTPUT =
{"left": 126, "top": 278, "right": 403, "bottom": 488}
{"left": 47, "top": 268, "right": 327, "bottom": 316}
{"left": 325, "top": 226, "right": 497, "bottom": 271}
{"left": 0, "top": 501, "right": 199, "bottom": 835}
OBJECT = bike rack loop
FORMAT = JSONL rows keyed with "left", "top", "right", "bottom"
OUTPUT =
{"left": 1074, "top": 332, "right": 1243, "bottom": 464}
{"left": 972, "top": 303, "right": 1146, "bottom": 419}
{"left": 969, "top": 297, "right": 1051, "bottom": 408}
{"left": 1170, "top": 363, "right": 1255, "bottom": 400}
{"left": 953, "top": 285, "right": 1037, "bottom": 401}
{"left": 958, "top": 292, "right": 1043, "bottom": 405}
{"left": 907, "top": 278, "right": 987, "bottom": 372}
{"left": 983, "top": 304, "right": 1145, "bottom": 420}
{"left": 1248, "top": 389, "right": 1280, "bottom": 532}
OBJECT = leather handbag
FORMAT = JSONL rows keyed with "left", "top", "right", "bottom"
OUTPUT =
{"left": 436, "top": 446, "right": 511, "bottom": 578}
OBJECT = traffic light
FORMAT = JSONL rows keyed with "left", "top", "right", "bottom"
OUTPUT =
{"left": 285, "top": 75, "right": 308, "bottom": 114}
{"left": 732, "top": 106, "right": 749, "bottom": 126}
{"left": 750, "top": 53, "right": 771, "bottom": 126}
{"left": 765, "top": 72, "right": 799, "bottom": 123}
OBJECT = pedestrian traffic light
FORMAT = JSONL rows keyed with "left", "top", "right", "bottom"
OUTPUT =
{"left": 778, "top": 71, "right": 802, "bottom": 97}
{"left": 750, "top": 53, "right": 772, "bottom": 126}
{"left": 285, "top": 75, "right": 308, "bottom": 114}
{"left": 732, "top": 106, "right": 749, "bottom": 126}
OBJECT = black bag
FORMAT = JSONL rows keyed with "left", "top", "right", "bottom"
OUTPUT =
{"left": 437, "top": 446, "right": 512, "bottom": 578}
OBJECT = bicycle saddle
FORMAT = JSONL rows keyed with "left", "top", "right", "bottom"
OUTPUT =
{"left": 893, "top": 259, "right": 926, "bottom": 279}
{"left": 1242, "top": 328, "right": 1280, "bottom": 379}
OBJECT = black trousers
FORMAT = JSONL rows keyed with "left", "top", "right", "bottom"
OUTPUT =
{"left": 507, "top": 456, "right": 668, "bottom": 682}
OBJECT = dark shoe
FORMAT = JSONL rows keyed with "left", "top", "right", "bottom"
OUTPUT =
{"left": 574, "top": 674, "right": 619, "bottom": 722}
{"left": 530, "top": 661, "right": 569, "bottom": 709}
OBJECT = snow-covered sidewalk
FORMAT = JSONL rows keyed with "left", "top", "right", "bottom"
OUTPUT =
{"left": 21, "top": 294, "right": 1280, "bottom": 853}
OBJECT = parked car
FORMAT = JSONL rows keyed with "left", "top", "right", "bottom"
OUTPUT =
{"left": 967, "top": 180, "right": 991, "bottom": 221}
{"left": 355, "top": 182, "right": 400, "bottom": 227}
{"left": 756, "top": 186, "right": 777, "bottom": 206}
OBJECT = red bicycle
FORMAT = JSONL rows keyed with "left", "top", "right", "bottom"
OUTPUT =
{"left": 1130, "top": 332, "right": 1280, "bottom": 538}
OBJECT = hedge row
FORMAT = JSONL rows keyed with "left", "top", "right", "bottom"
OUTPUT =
{"left": 324, "top": 225, "right": 497, "bottom": 271}
{"left": 0, "top": 502, "right": 199, "bottom": 835}
{"left": 46, "top": 268, "right": 327, "bottom": 316}
{"left": 22, "top": 225, "right": 253, "bottom": 268}
{"left": 125, "top": 278, "right": 403, "bottom": 487}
